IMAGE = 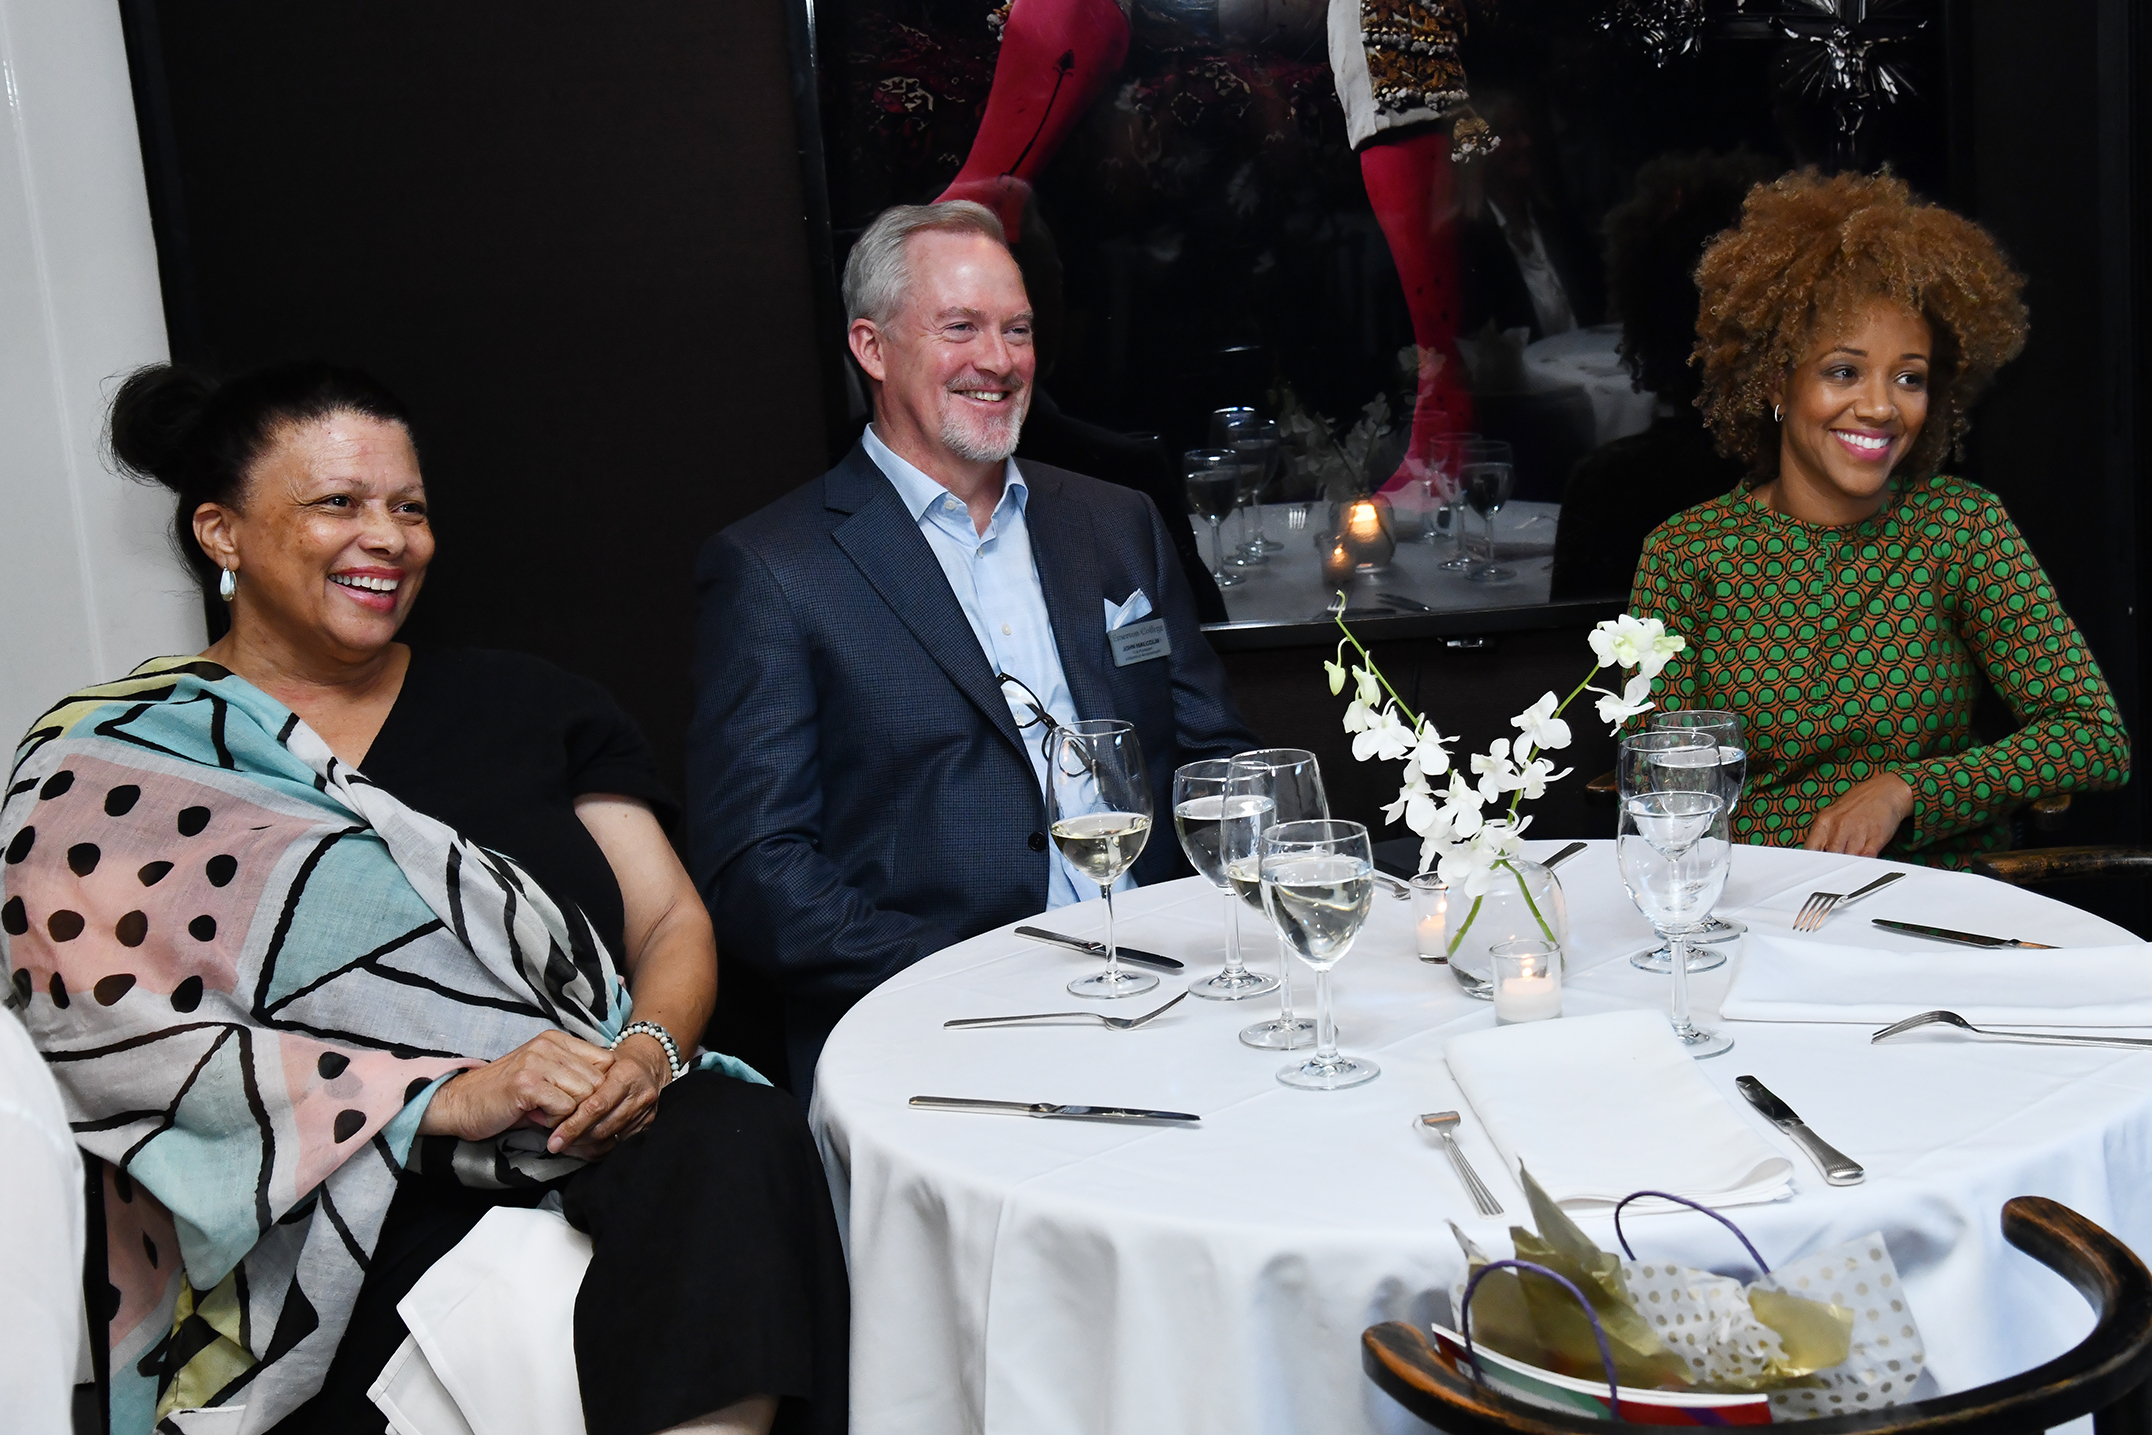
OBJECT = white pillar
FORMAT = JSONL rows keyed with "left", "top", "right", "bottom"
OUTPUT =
{"left": 0, "top": 0, "right": 198, "bottom": 751}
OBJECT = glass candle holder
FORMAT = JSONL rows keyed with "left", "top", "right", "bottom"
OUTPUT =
{"left": 1410, "top": 873, "right": 1449, "bottom": 963}
{"left": 1490, "top": 938, "right": 1562, "bottom": 1025}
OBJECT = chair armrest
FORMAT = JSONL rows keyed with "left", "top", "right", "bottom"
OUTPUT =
{"left": 1971, "top": 846, "right": 2152, "bottom": 886}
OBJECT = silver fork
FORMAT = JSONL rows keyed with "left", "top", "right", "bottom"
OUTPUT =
{"left": 1373, "top": 871, "right": 1412, "bottom": 901}
{"left": 1872, "top": 1010, "right": 2152, "bottom": 1051}
{"left": 1286, "top": 503, "right": 1310, "bottom": 529}
{"left": 1792, "top": 871, "right": 1906, "bottom": 932}
{"left": 1418, "top": 1111, "right": 1504, "bottom": 1216}
{"left": 945, "top": 991, "right": 1188, "bottom": 1031}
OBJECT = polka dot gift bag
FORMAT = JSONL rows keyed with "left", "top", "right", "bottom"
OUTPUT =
{"left": 1442, "top": 1165, "right": 1925, "bottom": 1422}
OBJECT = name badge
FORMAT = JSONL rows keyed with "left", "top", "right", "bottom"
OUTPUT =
{"left": 1108, "top": 617, "right": 1172, "bottom": 667}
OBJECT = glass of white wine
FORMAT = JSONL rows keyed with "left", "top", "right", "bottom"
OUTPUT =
{"left": 1226, "top": 749, "right": 1328, "bottom": 1048}
{"left": 1048, "top": 719, "right": 1156, "bottom": 999}
{"left": 1263, "top": 819, "right": 1379, "bottom": 1090}
{"left": 1616, "top": 790, "right": 1733, "bottom": 1057}
{"left": 1174, "top": 760, "right": 1281, "bottom": 1000}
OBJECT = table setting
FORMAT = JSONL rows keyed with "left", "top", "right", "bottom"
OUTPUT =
{"left": 811, "top": 613, "right": 2152, "bottom": 1434}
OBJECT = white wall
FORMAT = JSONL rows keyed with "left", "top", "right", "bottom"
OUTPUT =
{"left": 0, "top": 1, "right": 198, "bottom": 750}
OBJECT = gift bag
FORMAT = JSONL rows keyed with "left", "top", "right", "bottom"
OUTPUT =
{"left": 1446, "top": 1166, "right": 1925, "bottom": 1422}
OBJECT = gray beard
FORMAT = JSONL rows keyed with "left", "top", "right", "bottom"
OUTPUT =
{"left": 940, "top": 389, "right": 1030, "bottom": 464}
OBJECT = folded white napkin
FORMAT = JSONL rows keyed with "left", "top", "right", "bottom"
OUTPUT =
{"left": 1723, "top": 933, "right": 2152, "bottom": 1027}
{"left": 1445, "top": 1009, "right": 1794, "bottom": 1209}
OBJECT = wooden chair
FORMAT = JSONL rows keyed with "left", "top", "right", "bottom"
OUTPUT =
{"left": 1364, "top": 1196, "right": 2152, "bottom": 1433}
{"left": 1972, "top": 846, "right": 2152, "bottom": 888}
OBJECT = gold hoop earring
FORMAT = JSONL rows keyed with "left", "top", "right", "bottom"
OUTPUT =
{"left": 218, "top": 565, "right": 237, "bottom": 603}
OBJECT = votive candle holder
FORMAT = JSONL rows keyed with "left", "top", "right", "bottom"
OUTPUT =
{"left": 1410, "top": 873, "right": 1449, "bottom": 963}
{"left": 1490, "top": 938, "right": 1562, "bottom": 1024}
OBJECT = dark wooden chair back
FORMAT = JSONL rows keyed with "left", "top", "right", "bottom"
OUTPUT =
{"left": 1365, "top": 1196, "right": 2152, "bottom": 1433}
{"left": 1972, "top": 846, "right": 2152, "bottom": 888}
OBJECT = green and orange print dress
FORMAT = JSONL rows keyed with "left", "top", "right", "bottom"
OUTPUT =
{"left": 1629, "top": 475, "right": 2130, "bottom": 865}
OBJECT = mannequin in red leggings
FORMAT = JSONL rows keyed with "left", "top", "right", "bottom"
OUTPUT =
{"left": 936, "top": 0, "right": 1481, "bottom": 483}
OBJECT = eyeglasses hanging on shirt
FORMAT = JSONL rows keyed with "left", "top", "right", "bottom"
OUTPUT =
{"left": 998, "top": 672, "right": 1096, "bottom": 777}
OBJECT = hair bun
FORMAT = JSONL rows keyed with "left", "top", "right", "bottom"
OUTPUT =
{"left": 107, "top": 364, "right": 219, "bottom": 493}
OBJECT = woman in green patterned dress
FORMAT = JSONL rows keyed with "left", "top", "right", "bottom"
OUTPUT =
{"left": 1630, "top": 170, "right": 2129, "bottom": 863}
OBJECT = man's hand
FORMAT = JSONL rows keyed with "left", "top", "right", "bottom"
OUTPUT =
{"left": 418, "top": 1031, "right": 616, "bottom": 1144}
{"left": 1803, "top": 773, "right": 1915, "bottom": 858}
{"left": 546, "top": 1032, "right": 671, "bottom": 1159}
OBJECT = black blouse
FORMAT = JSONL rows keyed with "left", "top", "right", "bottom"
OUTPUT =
{"left": 359, "top": 647, "right": 677, "bottom": 962}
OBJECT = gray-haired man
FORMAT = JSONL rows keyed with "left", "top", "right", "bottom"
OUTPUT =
{"left": 686, "top": 202, "right": 1253, "bottom": 1095}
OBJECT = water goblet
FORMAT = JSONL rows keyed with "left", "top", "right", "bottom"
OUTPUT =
{"left": 1184, "top": 449, "right": 1244, "bottom": 589}
{"left": 1618, "top": 729, "right": 1729, "bottom": 973}
{"left": 1431, "top": 434, "right": 1497, "bottom": 571}
{"left": 1616, "top": 791, "right": 1733, "bottom": 1057}
{"left": 1265, "top": 819, "right": 1379, "bottom": 1090}
{"left": 1649, "top": 709, "right": 1750, "bottom": 951}
{"left": 1227, "top": 748, "right": 1327, "bottom": 1050}
{"left": 1046, "top": 720, "right": 1156, "bottom": 999}
{"left": 1461, "top": 460, "right": 1516, "bottom": 583}
{"left": 1173, "top": 759, "right": 1280, "bottom": 1000}
{"left": 1228, "top": 418, "right": 1285, "bottom": 556}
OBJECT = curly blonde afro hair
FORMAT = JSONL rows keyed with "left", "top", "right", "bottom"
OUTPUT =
{"left": 1693, "top": 169, "right": 2029, "bottom": 481}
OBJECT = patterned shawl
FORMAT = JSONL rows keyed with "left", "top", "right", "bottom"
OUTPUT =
{"left": 0, "top": 658, "right": 760, "bottom": 1434}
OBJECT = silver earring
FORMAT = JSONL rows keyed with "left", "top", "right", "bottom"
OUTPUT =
{"left": 218, "top": 566, "right": 236, "bottom": 603}
{"left": 1772, "top": 404, "right": 1785, "bottom": 423}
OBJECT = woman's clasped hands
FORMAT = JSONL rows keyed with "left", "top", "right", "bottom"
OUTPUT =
{"left": 418, "top": 1028, "right": 671, "bottom": 1159}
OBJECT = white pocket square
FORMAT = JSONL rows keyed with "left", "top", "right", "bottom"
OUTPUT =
{"left": 1104, "top": 589, "right": 1155, "bottom": 630}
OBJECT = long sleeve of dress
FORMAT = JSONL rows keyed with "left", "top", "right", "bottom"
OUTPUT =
{"left": 1886, "top": 491, "right": 2131, "bottom": 847}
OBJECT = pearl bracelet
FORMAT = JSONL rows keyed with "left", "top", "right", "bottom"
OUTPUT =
{"left": 612, "top": 1021, "right": 688, "bottom": 1083}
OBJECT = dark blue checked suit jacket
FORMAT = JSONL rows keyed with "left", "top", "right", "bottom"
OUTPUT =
{"left": 688, "top": 442, "right": 1255, "bottom": 1093}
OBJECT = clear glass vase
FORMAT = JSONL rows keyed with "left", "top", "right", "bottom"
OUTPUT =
{"left": 1442, "top": 858, "right": 1568, "bottom": 999}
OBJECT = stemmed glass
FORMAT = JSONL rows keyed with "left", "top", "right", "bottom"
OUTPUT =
{"left": 1265, "top": 819, "right": 1379, "bottom": 1089}
{"left": 1173, "top": 759, "right": 1280, "bottom": 1001}
{"left": 1227, "top": 748, "right": 1327, "bottom": 1050}
{"left": 1432, "top": 436, "right": 1504, "bottom": 571}
{"left": 1654, "top": 709, "right": 1749, "bottom": 948}
{"left": 1618, "top": 729, "right": 1727, "bottom": 974}
{"left": 1225, "top": 416, "right": 1284, "bottom": 557}
{"left": 1209, "top": 407, "right": 1266, "bottom": 570}
{"left": 1461, "top": 460, "right": 1516, "bottom": 583}
{"left": 1184, "top": 449, "right": 1244, "bottom": 589}
{"left": 1616, "top": 791, "right": 1734, "bottom": 1058}
{"left": 1045, "top": 719, "right": 1156, "bottom": 999}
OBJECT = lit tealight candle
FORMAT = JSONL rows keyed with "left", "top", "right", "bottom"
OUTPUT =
{"left": 1490, "top": 938, "right": 1562, "bottom": 1025}
{"left": 1347, "top": 500, "right": 1382, "bottom": 541}
{"left": 1410, "top": 874, "right": 1449, "bottom": 964}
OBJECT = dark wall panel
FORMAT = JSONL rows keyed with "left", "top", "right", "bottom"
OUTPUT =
{"left": 124, "top": 2, "right": 831, "bottom": 796}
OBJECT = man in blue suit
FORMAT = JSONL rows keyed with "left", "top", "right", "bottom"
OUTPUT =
{"left": 688, "top": 202, "right": 1255, "bottom": 1094}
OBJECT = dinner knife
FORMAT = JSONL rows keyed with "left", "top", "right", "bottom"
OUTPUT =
{"left": 1871, "top": 918, "right": 2057, "bottom": 950}
{"left": 1735, "top": 1076, "right": 1864, "bottom": 1186}
{"left": 909, "top": 1095, "right": 1200, "bottom": 1123}
{"left": 1016, "top": 926, "right": 1186, "bottom": 971}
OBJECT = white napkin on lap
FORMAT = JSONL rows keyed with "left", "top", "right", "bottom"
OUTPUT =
{"left": 1723, "top": 934, "right": 2152, "bottom": 1027}
{"left": 1445, "top": 1010, "right": 1794, "bottom": 1210}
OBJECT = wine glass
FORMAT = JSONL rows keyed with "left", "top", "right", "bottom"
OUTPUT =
{"left": 1617, "top": 729, "right": 1727, "bottom": 974}
{"left": 1431, "top": 435, "right": 1500, "bottom": 571}
{"left": 1174, "top": 759, "right": 1280, "bottom": 1001}
{"left": 1209, "top": 408, "right": 1265, "bottom": 570}
{"left": 1646, "top": 710, "right": 1750, "bottom": 956}
{"left": 1046, "top": 720, "right": 1156, "bottom": 999}
{"left": 1616, "top": 791, "right": 1733, "bottom": 1058}
{"left": 1265, "top": 820, "right": 1379, "bottom": 1089}
{"left": 1227, "top": 748, "right": 1328, "bottom": 1050}
{"left": 1185, "top": 449, "right": 1244, "bottom": 589}
{"left": 1461, "top": 460, "right": 1516, "bottom": 583}
{"left": 1227, "top": 417, "right": 1284, "bottom": 557}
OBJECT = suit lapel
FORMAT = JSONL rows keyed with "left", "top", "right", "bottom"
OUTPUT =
{"left": 829, "top": 451, "right": 1029, "bottom": 757}
{"left": 1022, "top": 464, "right": 1117, "bottom": 723}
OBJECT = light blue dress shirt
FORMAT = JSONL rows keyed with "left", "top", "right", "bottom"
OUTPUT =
{"left": 862, "top": 425, "right": 1128, "bottom": 908}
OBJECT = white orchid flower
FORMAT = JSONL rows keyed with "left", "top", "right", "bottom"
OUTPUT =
{"left": 1472, "top": 738, "right": 1522, "bottom": 803}
{"left": 1411, "top": 720, "right": 1453, "bottom": 777}
{"left": 1511, "top": 691, "right": 1571, "bottom": 753}
{"left": 1324, "top": 658, "right": 1347, "bottom": 696}
{"left": 1512, "top": 756, "right": 1572, "bottom": 803}
{"left": 1591, "top": 671, "right": 1658, "bottom": 729}
{"left": 1341, "top": 697, "right": 1378, "bottom": 734}
{"left": 1352, "top": 705, "right": 1417, "bottom": 763}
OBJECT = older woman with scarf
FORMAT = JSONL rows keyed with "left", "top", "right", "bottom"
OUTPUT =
{"left": 0, "top": 364, "right": 846, "bottom": 1435}
{"left": 1630, "top": 171, "right": 2130, "bottom": 863}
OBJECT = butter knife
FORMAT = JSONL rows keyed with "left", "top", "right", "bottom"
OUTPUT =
{"left": 1871, "top": 918, "right": 2057, "bottom": 950}
{"left": 909, "top": 1095, "right": 1199, "bottom": 1123}
{"left": 1016, "top": 926, "right": 1186, "bottom": 971}
{"left": 1736, "top": 1076, "right": 1864, "bottom": 1186}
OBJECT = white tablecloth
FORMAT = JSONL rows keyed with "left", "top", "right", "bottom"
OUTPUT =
{"left": 1521, "top": 324, "right": 1659, "bottom": 447}
{"left": 811, "top": 842, "right": 2147, "bottom": 1435}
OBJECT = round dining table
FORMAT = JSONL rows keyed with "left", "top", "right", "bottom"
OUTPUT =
{"left": 810, "top": 839, "right": 2149, "bottom": 1435}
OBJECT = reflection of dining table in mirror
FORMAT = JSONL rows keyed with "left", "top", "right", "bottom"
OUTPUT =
{"left": 1192, "top": 501, "right": 1559, "bottom": 626}
{"left": 1522, "top": 323, "right": 1660, "bottom": 448}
